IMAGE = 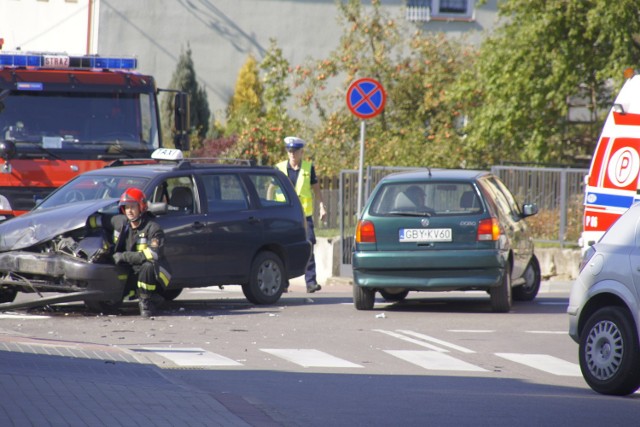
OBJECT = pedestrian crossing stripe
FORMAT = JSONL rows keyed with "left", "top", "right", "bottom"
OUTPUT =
{"left": 373, "top": 329, "right": 449, "bottom": 352}
{"left": 130, "top": 347, "right": 580, "bottom": 377}
{"left": 374, "top": 329, "right": 476, "bottom": 353}
{"left": 396, "top": 330, "right": 476, "bottom": 354}
{"left": 385, "top": 350, "right": 488, "bottom": 372}
{"left": 495, "top": 353, "right": 581, "bottom": 377}
{"left": 135, "top": 347, "right": 242, "bottom": 367}
{"left": 260, "top": 349, "right": 363, "bottom": 368}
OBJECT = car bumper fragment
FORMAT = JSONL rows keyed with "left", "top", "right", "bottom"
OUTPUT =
{"left": 0, "top": 251, "right": 125, "bottom": 309}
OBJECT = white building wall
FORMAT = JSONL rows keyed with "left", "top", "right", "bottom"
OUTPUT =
{"left": 1, "top": 0, "right": 498, "bottom": 123}
{"left": 0, "top": 0, "right": 98, "bottom": 54}
{"left": 96, "top": 0, "right": 498, "bottom": 122}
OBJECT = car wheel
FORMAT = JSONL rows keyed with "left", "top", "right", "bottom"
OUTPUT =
{"left": 490, "top": 264, "right": 511, "bottom": 313}
{"left": 159, "top": 288, "right": 183, "bottom": 301}
{"left": 353, "top": 285, "right": 375, "bottom": 310}
{"left": 0, "top": 286, "right": 17, "bottom": 304}
{"left": 513, "top": 255, "right": 541, "bottom": 301}
{"left": 242, "top": 251, "right": 284, "bottom": 305}
{"left": 379, "top": 288, "right": 409, "bottom": 302}
{"left": 579, "top": 306, "right": 640, "bottom": 396}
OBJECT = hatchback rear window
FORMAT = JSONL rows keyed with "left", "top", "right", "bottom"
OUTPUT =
{"left": 369, "top": 182, "right": 483, "bottom": 216}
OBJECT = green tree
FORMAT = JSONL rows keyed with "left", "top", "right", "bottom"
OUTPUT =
{"left": 292, "top": 0, "right": 473, "bottom": 176}
{"left": 225, "top": 54, "right": 264, "bottom": 136}
{"left": 220, "top": 44, "right": 302, "bottom": 166}
{"left": 162, "top": 46, "right": 210, "bottom": 150}
{"left": 455, "top": 0, "right": 640, "bottom": 167}
{"left": 260, "top": 39, "right": 291, "bottom": 119}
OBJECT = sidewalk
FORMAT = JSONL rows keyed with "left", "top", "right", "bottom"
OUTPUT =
{"left": 0, "top": 336, "right": 278, "bottom": 427}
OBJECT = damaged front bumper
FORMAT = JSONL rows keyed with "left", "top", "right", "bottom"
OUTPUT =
{"left": 0, "top": 251, "right": 126, "bottom": 310}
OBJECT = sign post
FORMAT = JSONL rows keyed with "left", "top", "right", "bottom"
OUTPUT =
{"left": 346, "top": 78, "right": 386, "bottom": 215}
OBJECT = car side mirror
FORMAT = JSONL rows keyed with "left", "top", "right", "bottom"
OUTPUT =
{"left": 522, "top": 203, "right": 538, "bottom": 217}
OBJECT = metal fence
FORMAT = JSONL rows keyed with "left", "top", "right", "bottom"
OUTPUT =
{"left": 490, "top": 165, "right": 588, "bottom": 246}
{"left": 318, "top": 166, "right": 588, "bottom": 276}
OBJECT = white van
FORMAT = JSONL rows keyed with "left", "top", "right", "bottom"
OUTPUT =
{"left": 581, "top": 71, "right": 640, "bottom": 252}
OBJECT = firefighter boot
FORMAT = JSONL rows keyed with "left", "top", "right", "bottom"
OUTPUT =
{"left": 138, "top": 293, "right": 155, "bottom": 318}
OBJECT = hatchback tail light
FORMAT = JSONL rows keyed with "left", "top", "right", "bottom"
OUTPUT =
{"left": 477, "top": 217, "right": 500, "bottom": 241}
{"left": 356, "top": 220, "right": 376, "bottom": 243}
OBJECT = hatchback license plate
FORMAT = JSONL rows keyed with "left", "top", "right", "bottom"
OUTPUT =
{"left": 399, "top": 228, "right": 452, "bottom": 242}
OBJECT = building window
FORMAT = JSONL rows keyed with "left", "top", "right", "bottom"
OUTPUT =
{"left": 406, "top": 0, "right": 431, "bottom": 22}
{"left": 406, "top": 0, "right": 475, "bottom": 22}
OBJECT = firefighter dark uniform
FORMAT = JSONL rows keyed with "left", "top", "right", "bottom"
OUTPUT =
{"left": 88, "top": 187, "right": 171, "bottom": 317}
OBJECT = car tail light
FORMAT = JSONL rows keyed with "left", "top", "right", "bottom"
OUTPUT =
{"left": 477, "top": 217, "right": 500, "bottom": 241}
{"left": 356, "top": 220, "right": 376, "bottom": 243}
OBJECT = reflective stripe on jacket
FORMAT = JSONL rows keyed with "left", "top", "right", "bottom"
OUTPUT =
{"left": 276, "top": 160, "right": 313, "bottom": 217}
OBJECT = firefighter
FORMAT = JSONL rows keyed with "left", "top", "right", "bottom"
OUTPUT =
{"left": 89, "top": 187, "right": 171, "bottom": 317}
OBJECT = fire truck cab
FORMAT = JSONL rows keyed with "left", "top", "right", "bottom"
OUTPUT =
{"left": 581, "top": 70, "right": 640, "bottom": 252}
{"left": 0, "top": 51, "right": 189, "bottom": 219}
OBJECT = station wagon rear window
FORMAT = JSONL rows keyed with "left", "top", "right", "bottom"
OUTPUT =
{"left": 369, "top": 182, "right": 483, "bottom": 216}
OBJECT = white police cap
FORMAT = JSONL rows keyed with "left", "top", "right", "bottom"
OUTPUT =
{"left": 284, "top": 136, "right": 305, "bottom": 149}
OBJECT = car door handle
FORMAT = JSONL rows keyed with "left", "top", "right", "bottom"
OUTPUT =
{"left": 248, "top": 216, "right": 262, "bottom": 225}
{"left": 192, "top": 221, "right": 205, "bottom": 230}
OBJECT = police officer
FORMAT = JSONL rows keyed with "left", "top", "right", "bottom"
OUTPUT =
{"left": 89, "top": 187, "right": 171, "bottom": 317}
{"left": 276, "top": 136, "right": 327, "bottom": 293}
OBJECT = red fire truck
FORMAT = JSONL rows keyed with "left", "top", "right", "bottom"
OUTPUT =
{"left": 0, "top": 50, "right": 189, "bottom": 219}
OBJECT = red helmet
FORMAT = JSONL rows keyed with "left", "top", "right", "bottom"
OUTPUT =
{"left": 119, "top": 187, "right": 148, "bottom": 215}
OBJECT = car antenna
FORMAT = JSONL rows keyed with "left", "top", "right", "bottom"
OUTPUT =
{"left": 428, "top": 167, "right": 431, "bottom": 177}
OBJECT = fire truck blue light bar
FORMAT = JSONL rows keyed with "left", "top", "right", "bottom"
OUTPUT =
{"left": 0, "top": 53, "right": 137, "bottom": 70}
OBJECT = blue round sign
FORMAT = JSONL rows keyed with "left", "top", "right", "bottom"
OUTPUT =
{"left": 346, "top": 78, "right": 386, "bottom": 119}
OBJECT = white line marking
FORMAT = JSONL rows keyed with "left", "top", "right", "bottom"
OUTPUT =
{"left": 397, "top": 330, "right": 476, "bottom": 354}
{"left": 373, "top": 329, "right": 448, "bottom": 352}
{"left": 495, "top": 353, "right": 581, "bottom": 376}
{"left": 261, "top": 349, "right": 363, "bottom": 368}
{"left": 385, "top": 350, "right": 487, "bottom": 372}
{"left": 448, "top": 330, "right": 495, "bottom": 333}
{"left": 0, "top": 313, "right": 50, "bottom": 319}
{"left": 137, "top": 347, "right": 242, "bottom": 366}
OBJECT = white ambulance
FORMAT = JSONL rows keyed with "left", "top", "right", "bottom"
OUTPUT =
{"left": 581, "top": 70, "right": 640, "bottom": 252}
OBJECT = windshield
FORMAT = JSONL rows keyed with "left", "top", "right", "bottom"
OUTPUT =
{"left": 0, "top": 91, "right": 159, "bottom": 158}
{"left": 370, "top": 182, "right": 484, "bottom": 216}
{"left": 36, "top": 174, "right": 150, "bottom": 210}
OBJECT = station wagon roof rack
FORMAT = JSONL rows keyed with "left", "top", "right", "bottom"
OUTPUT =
{"left": 105, "top": 148, "right": 255, "bottom": 169}
{"left": 182, "top": 157, "right": 254, "bottom": 166}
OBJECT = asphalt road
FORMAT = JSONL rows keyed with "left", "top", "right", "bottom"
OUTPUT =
{"left": 1, "top": 279, "right": 638, "bottom": 426}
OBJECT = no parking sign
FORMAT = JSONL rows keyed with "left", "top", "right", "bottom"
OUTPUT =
{"left": 346, "top": 78, "right": 386, "bottom": 214}
{"left": 346, "top": 78, "right": 386, "bottom": 119}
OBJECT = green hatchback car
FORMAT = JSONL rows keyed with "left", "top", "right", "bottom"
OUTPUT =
{"left": 352, "top": 169, "right": 541, "bottom": 312}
